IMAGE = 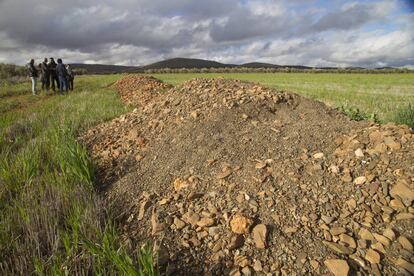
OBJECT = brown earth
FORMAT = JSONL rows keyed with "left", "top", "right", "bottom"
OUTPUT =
{"left": 80, "top": 75, "right": 414, "bottom": 275}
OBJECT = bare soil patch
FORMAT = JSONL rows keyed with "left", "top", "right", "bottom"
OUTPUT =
{"left": 81, "top": 75, "right": 414, "bottom": 275}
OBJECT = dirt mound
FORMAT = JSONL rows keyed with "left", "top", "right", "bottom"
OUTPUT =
{"left": 114, "top": 74, "right": 172, "bottom": 105}
{"left": 81, "top": 76, "right": 414, "bottom": 275}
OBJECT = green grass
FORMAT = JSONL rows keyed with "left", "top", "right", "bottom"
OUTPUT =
{"left": 0, "top": 75, "right": 157, "bottom": 275}
{"left": 152, "top": 73, "right": 414, "bottom": 124}
{"left": 393, "top": 104, "right": 414, "bottom": 129}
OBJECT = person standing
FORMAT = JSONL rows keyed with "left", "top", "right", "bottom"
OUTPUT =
{"left": 56, "top": 58, "right": 67, "bottom": 94}
{"left": 40, "top": 58, "right": 50, "bottom": 92}
{"left": 27, "top": 59, "right": 38, "bottom": 95}
{"left": 48, "top": 57, "right": 59, "bottom": 92}
{"left": 65, "top": 64, "right": 74, "bottom": 91}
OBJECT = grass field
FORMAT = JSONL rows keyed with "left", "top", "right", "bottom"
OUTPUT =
{"left": 153, "top": 73, "right": 414, "bottom": 125}
{"left": 0, "top": 75, "right": 157, "bottom": 275}
{"left": 0, "top": 72, "right": 413, "bottom": 274}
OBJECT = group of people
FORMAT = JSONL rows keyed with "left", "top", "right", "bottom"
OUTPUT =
{"left": 27, "top": 57, "right": 75, "bottom": 95}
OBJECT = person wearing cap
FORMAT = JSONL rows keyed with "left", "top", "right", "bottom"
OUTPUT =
{"left": 48, "top": 57, "right": 59, "bottom": 92}
{"left": 27, "top": 59, "right": 38, "bottom": 95}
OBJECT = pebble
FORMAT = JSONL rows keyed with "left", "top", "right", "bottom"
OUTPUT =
{"left": 197, "top": 217, "right": 215, "bottom": 228}
{"left": 230, "top": 214, "right": 252, "bottom": 234}
{"left": 229, "top": 268, "right": 241, "bottom": 276}
{"left": 234, "top": 255, "right": 249, "bottom": 267}
{"left": 321, "top": 215, "right": 335, "bottom": 224}
{"left": 252, "top": 224, "right": 267, "bottom": 249}
{"left": 253, "top": 260, "right": 263, "bottom": 272}
{"left": 190, "top": 236, "right": 201, "bottom": 247}
{"left": 183, "top": 211, "right": 200, "bottom": 226}
{"left": 313, "top": 152, "right": 324, "bottom": 159}
{"left": 323, "top": 241, "right": 354, "bottom": 255}
{"left": 208, "top": 226, "right": 220, "bottom": 236}
{"left": 229, "top": 235, "right": 245, "bottom": 250}
{"left": 354, "top": 176, "right": 367, "bottom": 185}
{"left": 173, "top": 217, "right": 186, "bottom": 230}
{"left": 354, "top": 148, "right": 364, "bottom": 158}
{"left": 173, "top": 178, "right": 189, "bottom": 191}
{"left": 241, "top": 266, "right": 252, "bottom": 276}
{"left": 346, "top": 198, "right": 357, "bottom": 210}
{"left": 310, "top": 260, "right": 319, "bottom": 271}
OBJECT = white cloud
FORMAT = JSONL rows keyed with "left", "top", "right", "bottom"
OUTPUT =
{"left": 0, "top": 0, "right": 412, "bottom": 67}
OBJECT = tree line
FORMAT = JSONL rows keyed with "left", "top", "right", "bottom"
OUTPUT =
{"left": 144, "top": 67, "right": 414, "bottom": 74}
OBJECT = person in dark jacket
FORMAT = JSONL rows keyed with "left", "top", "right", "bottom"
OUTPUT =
{"left": 56, "top": 58, "right": 67, "bottom": 94}
{"left": 27, "top": 59, "right": 38, "bottom": 95}
{"left": 65, "top": 64, "right": 74, "bottom": 91}
{"left": 48, "top": 57, "right": 59, "bottom": 92}
{"left": 40, "top": 58, "right": 50, "bottom": 92}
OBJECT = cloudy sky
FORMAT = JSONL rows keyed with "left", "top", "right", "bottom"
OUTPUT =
{"left": 0, "top": 0, "right": 413, "bottom": 67}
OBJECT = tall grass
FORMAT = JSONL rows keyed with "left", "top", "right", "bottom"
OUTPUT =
{"left": 393, "top": 104, "right": 414, "bottom": 129}
{"left": 0, "top": 75, "right": 157, "bottom": 274}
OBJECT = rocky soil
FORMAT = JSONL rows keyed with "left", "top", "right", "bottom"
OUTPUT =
{"left": 80, "top": 75, "right": 414, "bottom": 275}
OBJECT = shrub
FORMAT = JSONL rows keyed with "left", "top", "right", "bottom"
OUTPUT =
{"left": 339, "top": 105, "right": 380, "bottom": 123}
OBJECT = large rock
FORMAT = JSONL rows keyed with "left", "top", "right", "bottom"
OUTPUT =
{"left": 364, "top": 249, "right": 380, "bottom": 264}
{"left": 324, "top": 259, "right": 350, "bottom": 276}
{"left": 395, "top": 258, "right": 414, "bottom": 274}
{"left": 398, "top": 236, "right": 413, "bottom": 252}
{"left": 390, "top": 181, "right": 414, "bottom": 204}
{"left": 358, "top": 228, "right": 375, "bottom": 241}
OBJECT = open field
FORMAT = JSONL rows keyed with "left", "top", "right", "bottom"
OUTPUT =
{"left": 152, "top": 73, "right": 414, "bottom": 125}
{"left": 0, "top": 73, "right": 413, "bottom": 274}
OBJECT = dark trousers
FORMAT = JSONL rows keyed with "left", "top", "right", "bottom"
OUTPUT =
{"left": 58, "top": 76, "right": 67, "bottom": 94}
{"left": 41, "top": 74, "right": 50, "bottom": 90}
{"left": 50, "top": 74, "right": 60, "bottom": 91}
{"left": 67, "top": 77, "right": 74, "bottom": 91}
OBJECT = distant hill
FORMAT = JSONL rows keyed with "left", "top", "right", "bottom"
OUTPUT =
{"left": 70, "top": 63, "right": 142, "bottom": 74}
{"left": 68, "top": 58, "right": 409, "bottom": 74}
{"left": 240, "top": 62, "right": 281, "bottom": 68}
{"left": 143, "top": 58, "right": 316, "bottom": 70}
{"left": 142, "top": 58, "right": 236, "bottom": 70}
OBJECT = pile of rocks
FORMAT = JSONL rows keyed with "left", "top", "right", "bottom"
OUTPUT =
{"left": 81, "top": 75, "right": 413, "bottom": 275}
{"left": 114, "top": 74, "right": 171, "bottom": 106}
